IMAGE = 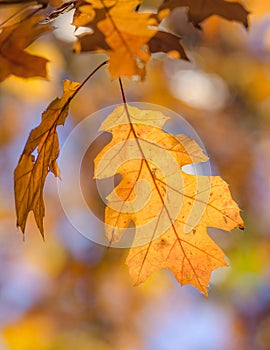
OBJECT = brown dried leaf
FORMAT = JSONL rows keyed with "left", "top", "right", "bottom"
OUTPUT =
{"left": 158, "top": 0, "right": 249, "bottom": 28}
{"left": 14, "top": 80, "right": 81, "bottom": 236}
{"left": 0, "top": 15, "right": 52, "bottom": 82}
{"left": 73, "top": 4, "right": 110, "bottom": 51}
{"left": 148, "top": 31, "right": 189, "bottom": 60}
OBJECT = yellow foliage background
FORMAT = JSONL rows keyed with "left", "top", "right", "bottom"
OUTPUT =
{"left": 0, "top": 2, "right": 270, "bottom": 349}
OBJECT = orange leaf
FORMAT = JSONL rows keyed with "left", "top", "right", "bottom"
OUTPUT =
{"left": 14, "top": 80, "right": 81, "bottom": 237}
{"left": 0, "top": 15, "right": 52, "bottom": 81}
{"left": 74, "top": 0, "right": 156, "bottom": 79}
{"left": 94, "top": 105, "right": 244, "bottom": 295}
{"left": 74, "top": 0, "right": 188, "bottom": 79}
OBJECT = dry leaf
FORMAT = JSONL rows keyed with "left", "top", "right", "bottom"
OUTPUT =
{"left": 73, "top": 4, "right": 110, "bottom": 51}
{"left": 74, "top": 0, "right": 156, "bottom": 79}
{"left": 148, "top": 31, "right": 188, "bottom": 60}
{"left": 14, "top": 80, "right": 81, "bottom": 236}
{"left": 94, "top": 105, "right": 244, "bottom": 295}
{"left": 73, "top": 0, "right": 189, "bottom": 79}
{"left": 0, "top": 15, "right": 52, "bottom": 82}
{"left": 158, "top": 0, "right": 249, "bottom": 28}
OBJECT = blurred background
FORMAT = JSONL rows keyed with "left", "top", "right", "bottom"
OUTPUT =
{"left": 1, "top": 0, "right": 270, "bottom": 349}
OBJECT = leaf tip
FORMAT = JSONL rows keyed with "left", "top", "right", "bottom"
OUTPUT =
{"left": 202, "top": 289, "right": 209, "bottom": 297}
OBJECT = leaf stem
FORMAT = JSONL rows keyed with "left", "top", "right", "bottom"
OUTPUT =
{"left": 69, "top": 59, "right": 109, "bottom": 102}
{"left": 22, "top": 59, "right": 109, "bottom": 155}
{"left": 118, "top": 77, "right": 127, "bottom": 105}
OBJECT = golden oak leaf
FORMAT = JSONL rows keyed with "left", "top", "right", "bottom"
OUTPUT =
{"left": 0, "top": 15, "right": 52, "bottom": 82}
{"left": 80, "top": 0, "right": 138, "bottom": 12}
{"left": 73, "top": 0, "right": 144, "bottom": 30}
{"left": 94, "top": 105, "right": 244, "bottom": 295}
{"left": 75, "top": 0, "right": 156, "bottom": 79}
{"left": 74, "top": 0, "right": 188, "bottom": 78}
{"left": 14, "top": 80, "right": 81, "bottom": 236}
{"left": 158, "top": 0, "right": 249, "bottom": 28}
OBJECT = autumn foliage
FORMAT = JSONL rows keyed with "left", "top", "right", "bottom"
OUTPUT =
{"left": 0, "top": 0, "right": 250, "bottom": 294}
{"left": 95, "top": 104, "right": 243, "bottom": 294}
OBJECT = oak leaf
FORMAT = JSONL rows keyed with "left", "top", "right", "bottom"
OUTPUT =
{"left": 14, "top": 80, "right": 81, "bottom": 236}
{"left": 148, "top": 31, "right": 188, "bottom": 60}
{"left": 94, "top": 105, "right": 244, "bottom": 295}
{"left": 74, "top": 0, "right": 188, "bottom": 79}
{"left": 0, "top": 15, "right": 52, "bottom": 82}
{"left": 75, "top": 0, "right": 156, "bottom": 79}
{"left": 73, "top": 3, "right": 110, "bottom": 51}
{"left": 158, "top": 0, "right": 249, "bottom": 28}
